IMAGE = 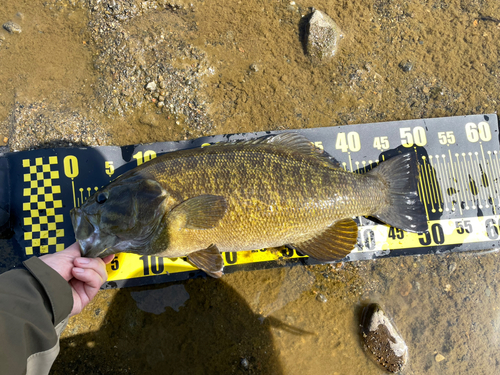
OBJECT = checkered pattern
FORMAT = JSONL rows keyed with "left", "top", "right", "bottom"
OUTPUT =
{"left": 22, "top": 156, "right": 65, "bottom": 255}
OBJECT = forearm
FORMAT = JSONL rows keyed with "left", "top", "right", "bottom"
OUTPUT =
{"left": 0, "top": 257, "right": 73, "bottom": 375}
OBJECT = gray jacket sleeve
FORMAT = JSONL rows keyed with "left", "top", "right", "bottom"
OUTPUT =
{"left": 0, "top": 256, "right": 73, "bottom": 375}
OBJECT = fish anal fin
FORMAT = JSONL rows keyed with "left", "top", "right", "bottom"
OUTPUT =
{"left": 171, "top": 195, "right": 228, "bottom": 230}
{"left": 188, "top": 244, "right": 224, "bottom": 278}
{"left": 292, "top": 219, "right": 358, "bottom": 261}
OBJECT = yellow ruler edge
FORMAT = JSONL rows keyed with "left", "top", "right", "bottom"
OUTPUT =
{"left": 106, "top": 215, "right": 500, "bottom": 281}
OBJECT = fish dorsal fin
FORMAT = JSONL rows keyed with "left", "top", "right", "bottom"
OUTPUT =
{"left": 225, "top": 132, "right": 340, "bottom": 168}
{"left": 291, "top": 219, "right": 358, "bottom": 261}
{"left": 188, "top": 244, "right": 224, "bottom": 278}
{"left": 261, "top": 132, "right": 320, "bottom": 154}
{"left": 170, "top": 195, "right": 228, "bottom": 230}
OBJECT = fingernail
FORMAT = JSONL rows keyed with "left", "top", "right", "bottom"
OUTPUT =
{"left": 73, "top": 267, "right": 85, "bottom": 273}
{"left": 78, "top": 258, "right": 90, "bottom": 264}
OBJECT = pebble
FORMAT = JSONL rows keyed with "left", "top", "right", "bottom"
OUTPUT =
{"left": 3, "top": 21, "right": 22, "bottom": 34}
{"left": 399, "top": 60, "right": 413, "bottom": 72}
{"left": 435, "top": 353, "right": 445, "bottom": 362}
{"left": 306, "top": 10, "right": 342, "bottom": 65}
{"left": 146, "top": 81, "right": 157, "bottom": 91}
{"left": 316, "top": 293, "right": 327, "bottom": 303}
{"left": 361, "top": 303, "right": 408, "bottom": 373}
{"left": 448, "top": 262, "right": 457, "bottom": 274}
{"left": 241, "top": 358, "right": 249, "bottom": 369}
{"left": 249, "top": 63, "right": 259, "bottom": 72}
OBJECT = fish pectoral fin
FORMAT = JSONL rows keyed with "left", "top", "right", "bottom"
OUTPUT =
{"left": 292, "top": 219, "right": 358, "bottom": 261}
{"left": 172, "top": 195, "right": 228, "bottom": 230}
{"left": 188, "top": 244, "right": 224, "bottom": 278}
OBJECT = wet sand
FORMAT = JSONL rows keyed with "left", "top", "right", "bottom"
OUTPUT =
{"left": 1, "top": 0, "right": 500, "bottom": 374}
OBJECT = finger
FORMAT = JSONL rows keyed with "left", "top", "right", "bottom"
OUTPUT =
{"left": 58, "top": 242, "right": 83, "bottom": 258}
{"left": 39, "top": 242, "right": 83, "bottom": 282}
{"left": 102, "top": 254, "right": 115, "bottom": 264}
{"left": 73, "top": 257, "right": 109, "bottom": 283}
{"left": 72, "top": 267, "right": 105, "bottom": 290}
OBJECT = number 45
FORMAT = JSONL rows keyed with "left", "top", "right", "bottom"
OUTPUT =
{"left": 438, "top": 131, "right": 456, "bottom": 145}
{"left": 373, "top": 136, "right": 389, "bottom": 150}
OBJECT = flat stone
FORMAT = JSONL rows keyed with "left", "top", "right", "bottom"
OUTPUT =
{"left": 361, "top": 303, "right": 408, "bottom": 373}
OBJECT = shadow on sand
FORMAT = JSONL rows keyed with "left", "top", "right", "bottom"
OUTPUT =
{"left": 51, "top": 276, "right": 287, "bottom": 374}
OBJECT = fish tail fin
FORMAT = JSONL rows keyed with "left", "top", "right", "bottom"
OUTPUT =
{"left": 368, "top": 153, "right": 428, "bottom": 233}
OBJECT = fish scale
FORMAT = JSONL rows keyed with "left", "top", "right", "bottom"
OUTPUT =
{"left": 139, "top": 146, "right": 382, "bottom": 255}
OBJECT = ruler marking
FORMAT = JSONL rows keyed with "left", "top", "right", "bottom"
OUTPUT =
{"left": 448, "top": 150, "right": 462, "bottom": 214}
{"left": 428, "top": 156, "right": 443, "bottom": 212}
{"left": 461, "top": 153, "right": 474, "bottom": 209}
{"left": 433, "top": 155, "right": 448, "bottom": 212}
{"left": 470, "top": 152, "right": 486, "bottom": 208}
{"left": 454, "top": 153, "right": 468, "bottom": 211}
{"left": 421, "top": 156, "right": 436, "bottom": 213}
{"left": 487, "top": 150, "right": 498, "bottom": 215}
{"left": 418, "top": 174, "right": 430, "bottom": 220}
{"left": 493, "top": 151, "right": 500, "bottom": 208}
{"left": 427, "top": 159, "right": 438, "bottom": 209}
{"left": 480, "top": 144, "right": 495, "bottom": 212}
{"left": 474, "top": 153, "right": 486, "bottom": 207}
{"left": 440, "top": 154, "right": 453, "bottom": 211}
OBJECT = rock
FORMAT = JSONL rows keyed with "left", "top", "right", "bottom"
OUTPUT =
{"left": 448, "top": 261, "right": 457, "bottom": 274}
{"left": 146, "top": 81, "right": 157, "bottom": 91}
{"left": 435, "top": 353, "right": 445, "bottom": 362}
{"left": 316, "top": 293, "right": 327, "bottom": 303}
{"left": 306, "top": 10, "right": 342, "bottom": 64}
{"left": 3, "top": 21, "right": 22, "bottom": 34}
{"left": 361, "top": 304, "right": 408, "bottom": 373}
{"left": 399, "top": 60, "right": 413, "bottom": 72}
{"left": 240, "top": 358, "right": 249, "bottom": 369}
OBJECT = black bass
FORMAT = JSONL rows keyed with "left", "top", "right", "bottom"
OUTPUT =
{"left": 71, "top": 133, "right": 427, "bottom": 277}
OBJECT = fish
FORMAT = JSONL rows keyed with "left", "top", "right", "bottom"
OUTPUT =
{"left": 70, "top": 133, "right": 428, "bottom": 277}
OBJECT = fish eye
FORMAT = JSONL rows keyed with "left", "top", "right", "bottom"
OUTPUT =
{"left": 96, "top": 192, "right": 108, "bottom": 204}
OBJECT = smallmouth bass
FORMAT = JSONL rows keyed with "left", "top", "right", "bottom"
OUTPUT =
{"left": 71, "top": 133, "right": 427, "bottom": 277}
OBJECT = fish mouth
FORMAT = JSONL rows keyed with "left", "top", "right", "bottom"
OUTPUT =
{"left": 70, "top": 207, "right": 107, "bottom": 258}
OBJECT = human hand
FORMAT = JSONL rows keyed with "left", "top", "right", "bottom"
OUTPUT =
{"left": 39, "top": 242, "right": 114, "bottom": 317}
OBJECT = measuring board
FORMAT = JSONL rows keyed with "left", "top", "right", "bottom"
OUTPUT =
{"left": 0, "top": 114, "right": 498, "bottom": 288}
